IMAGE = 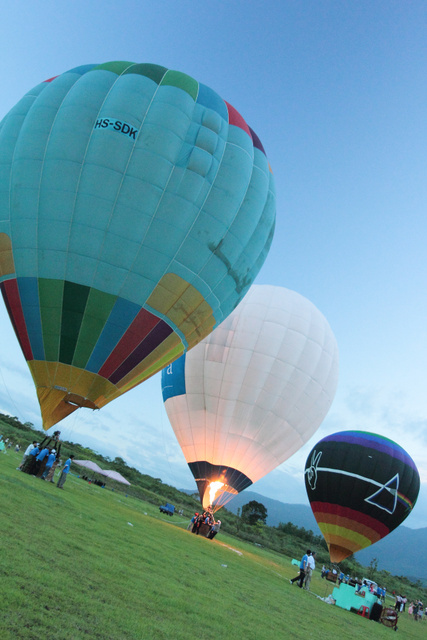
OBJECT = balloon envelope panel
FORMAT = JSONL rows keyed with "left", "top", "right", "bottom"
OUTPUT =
{"left": 162, "top": 284, "right": 339, "bottom": 507}
{"left": 304, "top": 431, "right": 420, "bottom": 563}
{"left": 0, "top": 62, "right": 275, "bottom": 428}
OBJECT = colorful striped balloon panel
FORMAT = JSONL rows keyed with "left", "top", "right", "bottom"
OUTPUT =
{"left": 304, "top": 431, "right": 420, "bottom": 563}
{"left": 0, "top": 62, "right": 276, "bottom": 428}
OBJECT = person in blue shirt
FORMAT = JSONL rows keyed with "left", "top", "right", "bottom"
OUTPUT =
{"left": 290, "top": 550, "right": 311, "bottom": 588}
{"left": 56, "top": 455, "right": 75, "bottom": 489}
{"left": 33, "top": 447, "right": 50, "bottom": 476}
{"left": 187, "top": 513, "right": 199, "bottom": 530}
{"left": 40, "top": 449, "right": 56, "bottom": 480}
{"left": 36, "top": 447, "right": 49, "bottom": 460}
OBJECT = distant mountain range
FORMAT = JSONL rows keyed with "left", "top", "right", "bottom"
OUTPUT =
{"left": 226, "top": 490, "right": 321, "bottom": 531}
{"left": 187, "top": 489, "right": 426, "bottom": 584}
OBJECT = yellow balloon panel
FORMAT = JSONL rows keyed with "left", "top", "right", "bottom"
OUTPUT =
{"left": 0, "top": 233, "right": 14, "bottom": 277}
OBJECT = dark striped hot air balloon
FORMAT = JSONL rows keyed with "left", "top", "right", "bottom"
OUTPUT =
{"left": 304, "top": 431, "right": 420, "bottom": 563}
{"left": 0, "top": 61, "right": 275, "bottom": 429}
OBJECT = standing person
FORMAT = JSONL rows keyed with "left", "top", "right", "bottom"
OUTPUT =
{"left": 304, "top": 551, "right": 316, "bottom": 590}
{"left": 187, "top": 512, "right": 199, "bottom": 531}
{"left": 18, "top": 441, "right": 37, "bottom": 469}
{"left": 208, "top": 520, "right": 221, "bottom": 540}
{"left": 33, "top": 446, "right": 49, "bottom": 476}
{"left": 413, "top": 600, "right": 419, "bottom": 621}
{"left": 193, "top": 513, "right": 204, "bottom": 535}
{"left": 41, "top": 449, "right": 56, "bottom": 480}
{"left": 22, "top": 444, "right": 40, "bottom": 473}
{"left": 56, "top": 455, "right": 74, "bottom": 489}
{"left": 290, "top": 550, "right": 311, "bottom": 588}
{"left": 45, "top": 456, "right": 59, "bottom": 483}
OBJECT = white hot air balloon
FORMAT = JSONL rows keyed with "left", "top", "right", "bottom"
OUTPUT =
{"left": 161, "top": 285, "right": 339, "bottom": 511}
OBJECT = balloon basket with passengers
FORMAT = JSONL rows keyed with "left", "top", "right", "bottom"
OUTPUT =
{"left": 20, "top": 431, "right": 62, "bottom": 480}
{"left": 187, "top": 481, "right": 228, "bottom": 539}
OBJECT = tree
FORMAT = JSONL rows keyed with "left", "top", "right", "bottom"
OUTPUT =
{"left": 367, "top": 557, "right": 378, "bottom": 579}
{"left": 241, "top": 500, "right": 268, "bottom": 526}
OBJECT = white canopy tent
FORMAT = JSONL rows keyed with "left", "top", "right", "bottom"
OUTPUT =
{"left": 74, "top": 460, "right": 131, "bottom": 485}
{"left": 98, "top": 469, "right": 131, "bottom": 485}
{"left": 74, "top": 460, "right": 104, "bottom": 473}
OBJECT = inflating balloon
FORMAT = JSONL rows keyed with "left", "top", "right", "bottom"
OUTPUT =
{"left": 304, "top": 431, "right": 420, "bottom": 563}
{"left": 0, "top": 62, "right": 275, "bottom": 429}
{"left": 162, "top": 285, "right": 339, "bottom": 511}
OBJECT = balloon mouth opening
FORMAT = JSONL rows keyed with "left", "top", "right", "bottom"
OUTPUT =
{"left": 38, "top": 387, "right": 99, "bottom": 430}
{"left": 190, "top": 464, "right": 252, "bottom": 513}
{"left": 328, "top": 543, "right": 352, "bottom": 564}
{"left": 62, "top": 393, "right": 98, "bottom": 410}
{"left": 199, "top": 480, "right": 238, "bottom": 512}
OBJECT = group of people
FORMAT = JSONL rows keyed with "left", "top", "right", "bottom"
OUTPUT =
{"left": 80, "top": 474, "right": 106, "bottom": 488}
{"left": 19, "top": 441, "right": 58, "bottom": 479}
{"left": 18, "top": 440, "right": 74, "bottom": 489}
{"left": 0, "top": 437, "right": 13, "bottom": 453}
{"left": 406, "top": 599, "right": 425, "bottom": 620}
{"left": 0, "top": 437, "right": 24, "bottom": 453}
{"left": 356, "top": 580, "right": 387, "bottom": 601}
{"left": 320, "top": 567, "right": 387, "bottom": 601}
{"left": 188, "top": 510, "right": 221, "bottom": 539}
{"left": 290, "top": 549, "right": 316, "bottom": 590}
{"left": 393, "top": 593, "right": 408, "bottom": 612}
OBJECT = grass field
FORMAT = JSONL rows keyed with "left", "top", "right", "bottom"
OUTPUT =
{"left": 1, "top": 449, "right": 425, "bottom": 640}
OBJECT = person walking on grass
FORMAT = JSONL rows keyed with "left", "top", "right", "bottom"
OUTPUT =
{"left": 56, "top": 455, "right": 74, "bottom": 489}
{"left": 304, "top": 551, "right": 316, "bottom": 590}
{"left": 290, "top": 550, "right": 311, "bottom": 588}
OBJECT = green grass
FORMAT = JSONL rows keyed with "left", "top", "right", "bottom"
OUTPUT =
{"left": 1, "top": 450, "right": 425, "bottom": 640}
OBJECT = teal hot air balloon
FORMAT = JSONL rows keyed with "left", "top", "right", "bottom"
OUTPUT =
{"left": 0, "top": 61, "right": 275, "bottom": 429}
{"left": 304, "top": 431, "right": 420, "bottom": 563}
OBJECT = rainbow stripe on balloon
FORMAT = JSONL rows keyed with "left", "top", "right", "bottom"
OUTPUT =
{"left": 0, "top": 61, "right": 276, "bottom": 428}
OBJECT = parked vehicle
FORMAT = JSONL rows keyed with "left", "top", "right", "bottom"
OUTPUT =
{"left": 159, "top": 502, "right": 175, "bottom": 516}
{"left": 361, "top": 578, "right": 378, "bottom": 592}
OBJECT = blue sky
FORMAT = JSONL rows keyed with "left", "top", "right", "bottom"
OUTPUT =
{"left": 1, "top": 1, "right": 426, "bottom": 527}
